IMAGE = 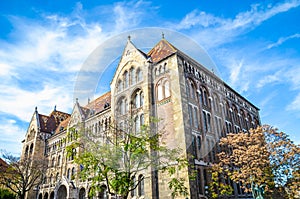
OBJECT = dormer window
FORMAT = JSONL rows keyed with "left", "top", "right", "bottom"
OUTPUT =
{"left": 104, "top": 102, "right": 110, "bottom": 109}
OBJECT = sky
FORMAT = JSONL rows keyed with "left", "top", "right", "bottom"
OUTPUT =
{"left": 0, "top": 0, "right": 300, "bottom": 156}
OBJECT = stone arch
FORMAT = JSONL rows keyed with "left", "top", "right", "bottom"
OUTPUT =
{"left": 29, "top": 143, "right": 34, "bottom": 154}
{"left": 98, "top": 184, "right": 108, "bottom": 199}
{"left": 43, "top": 192, "right": 48, "bottom": 199}
{"left": 38, "top": 193, "right": 42, "bottom": 199}
{"left": 156, "top": 77, "right": 171, "bottom": 101}
{"left": 50, "top": 191, "right": 54, "bottom": 199}
{"left": 131, "top": 88, "right": 144, "bottom": 109}
{"left": 79, "top": 187, "right": 86, "bottom": 199}
{"left": 57, "top": 185, "right": 67, "bottom": 199}
{"left": 116, "top": 96, "right": 128, "bottom": 115}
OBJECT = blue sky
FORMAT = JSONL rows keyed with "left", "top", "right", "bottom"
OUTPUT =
{"left": 0, "top": 0, "right": 300, "bottom": 156}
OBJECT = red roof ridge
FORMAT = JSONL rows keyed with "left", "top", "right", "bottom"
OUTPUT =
{"left": 85, "top": 91, "right": 111, "bottom": 115}
{"left": 147, "top": 39, "right": 178, "bottom": 63}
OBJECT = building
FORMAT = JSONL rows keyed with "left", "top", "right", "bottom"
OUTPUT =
{"left": 21, "top": 36, "right": 260, "bottom": 199}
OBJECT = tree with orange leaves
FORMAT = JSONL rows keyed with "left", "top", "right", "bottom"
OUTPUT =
{"left": 211, "top": 125, "right": 299, "bottom": 199}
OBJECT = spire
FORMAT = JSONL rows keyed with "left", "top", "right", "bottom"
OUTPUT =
{"left": 162, "top": 32, "right": 165, "bottom": 39}
{"left": 54, "top": 105, "right": 56, "bottom": 111}
{"left": 127, "top": 35, "right": 131, "bottom": 42}
{"left": 35, "top": 106, "right": 38, "bottom": 112}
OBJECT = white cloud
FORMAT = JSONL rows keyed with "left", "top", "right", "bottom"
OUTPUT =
{"left": 176, "top": 10, "right": 223, "bottom": 30}
{"left": 267, "top": 33, "right": 300, "bottom": 49}
{"left": 173, "top": 0, "right": 300, "bottom": 49}
{"left": 0, "top": 119, "right": 25, "bottom": 156}
{"left": 0, "top": 0, "right": 158, "bottom": 126}
{"left": 286, "top": 93, "right": 300, "bottom": 111}
{"left": 256, "top": 69, "right": 284, "bottom": 88}
{"left": 0, "top": 84, "right": 72, "bottom": 122}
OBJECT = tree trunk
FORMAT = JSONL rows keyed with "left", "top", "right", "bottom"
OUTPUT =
{"left": 19, "top": 193, "right": 25, "bottom": 199}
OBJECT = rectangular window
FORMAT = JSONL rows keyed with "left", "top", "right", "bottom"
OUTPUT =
{"left": 188, "top": 105, "right": 193, "bottom": 127}
{"left": 193, "top": 107, "right": 199, "bottom": 128}
{"left": 203, "top": 111, "right": 207, "bottom": 132}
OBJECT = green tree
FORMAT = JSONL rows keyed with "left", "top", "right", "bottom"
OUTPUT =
{"left": 0, "top": 188, "right": 16, "bottom": 199}
{"left": 0, "top": 154, "right": 47, "bottom": 199}
{"left": 67, "top": 118, "right": 189, "bottom": 199}
{"left": 211, "top": 125, "right": 299, "bottom": 199}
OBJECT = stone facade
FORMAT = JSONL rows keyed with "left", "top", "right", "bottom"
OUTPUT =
{"left": 21, "top": 37, "right": 260, "bottom": 199}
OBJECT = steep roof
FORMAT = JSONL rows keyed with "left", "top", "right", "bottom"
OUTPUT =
{"left": 0, "top": 158, "right": 8, "bottom": 169}
{"left": 85, "top": 91, "right": 111, "bottom": 115}
{"left": 38, "top": 110, "right": 70, "bottom": 133}
{"left": 147, "top": 39, "right": 177, "bottom": 63}
{"left": 54, "top": 117, "right": 70, "bottom": 134}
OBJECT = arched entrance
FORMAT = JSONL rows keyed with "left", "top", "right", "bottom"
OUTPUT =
{"left": 57, "top": 185, "right": 67, "bottom": 199}
{"left": 99, "top": 185, "right": 107, "bottom": 199}
{"left": 43, "top": 192, "right": 48, "bottom": 199}
{"left": 38, "top": 193, "right": 42, "bottom": 199}
{"left": 79, "top": 187, "right": 86, "bottom": 199}
{"left": 50, "top": 191, "right": 54, "bottom": 199}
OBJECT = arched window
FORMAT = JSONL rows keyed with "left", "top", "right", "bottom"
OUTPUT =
{"left": 72, "top": 148, "right": 76, "bottom": 160}
{"left": 240, "top": 111, "right": 246, "bottom": 129}
{"left": 155, "top": 68, "right": 159, "bottom": 76}
{"left": 29, "top": 143, "right": 34, "bottom": 154}
{"left": 203, "top": 90, "right": 208, "bottom": 106}
{"left": 50, "top": 174, "right": 53, "bottom": 184}
{"left": 57, "top": 155, "right": 61, "bottom": 166}
{"left": 213, "top": 94, "right": 220, "bottom": 114}
{"left": 67, "top": 168, "right": 70, "bottom": 180}
{"left": 71, "top": 167, "right": 76, "bottom": 178}
{"left": 137, "top": 68, "right": 143, "bottom": 82}
{"left": 202, "top": 111, "right": 211, "bottom": 133}
{"left": 99, "top": 185, "right": 107, "bottom": 199}
{"left": 56, "top": 172, "right": 59, "bottom": 182}
{"left": 138, "top": 175, "right": 144, "bottom": 196}
{"left": 193, "top": 107, "right": 199, "bottom": 129}
{"left": 135, "top": 116, "right": 141, "bottom": 133}
{"left": 117, "top": 80, "right": 122, "bottom": 92}
{"left": 132, "top": 89, "right": 143, "bottom": 108}
{"left": 157, "top": 81, "right": 163, "bottom": 101}
{"left": 156, "top": 78, "right": 171, "bottom": 101}
{"left": 124, "top": 71, "right": 129, "bottom": 88}
{"left": 25, "top": 146, "right": 29, "bottom": 157}
{"left": 189, "top": 81, "right": 196, "bottom": 99}
{"left": 130, "top": 67, "right": 136, "bottom": 85}
{"left": 140, "top": 114, "right": 144, "bottom": 126}
{"left": 117, "top": 97, "right": 128, "bottom": 115}
{"left": 191, "top": 135, "right": 196, "bottom": 156}
{"left": 197, "top": 136, "right": 202, "bottom": 151}
{"left": 224, "top": 101, "right": 231, "bottom": 119}
{"left": 52, "top": 157, "right": 55, "bottom": 167}
{"left": 131, "top": 176, "right": 136, "bottom": 197}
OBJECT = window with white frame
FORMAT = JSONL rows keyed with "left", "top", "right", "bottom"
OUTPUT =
{"left": 132, "top": 89, "right": 143, "bottom": 108}
{"left": 156, "top": 78, "right": 171, "bottom": 101}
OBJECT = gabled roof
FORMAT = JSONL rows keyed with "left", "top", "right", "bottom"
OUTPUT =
{"left": 0, "top": 158, "right": 8, "bottom": 169}
{"left": 54, "top": 117, "right": 70, "bottom": 134}
{"left": 38, "top": 110, "right": 70, "bottom": 133}
{"left": 85, "top": 91, "right": 111, "bottom": 115}
{"left": 147, "top": 39, "right": 178, "bottom": 63}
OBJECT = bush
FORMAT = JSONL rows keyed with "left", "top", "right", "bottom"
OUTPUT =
{"left": 0, "top": 188, "right": 16, "bottom": 199}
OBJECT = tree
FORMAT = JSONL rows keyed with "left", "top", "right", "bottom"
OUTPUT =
{"left": 0, "top": 153, "right": 47, "bottom": 199}
{"left": 211, "top": 125, "right": 300, "bottom": 199}
{"left": 0, "top": 188, "right": 16, "bottom": 199}
{"left": 67, "top": 118, "right": 189, "bottom": 199}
